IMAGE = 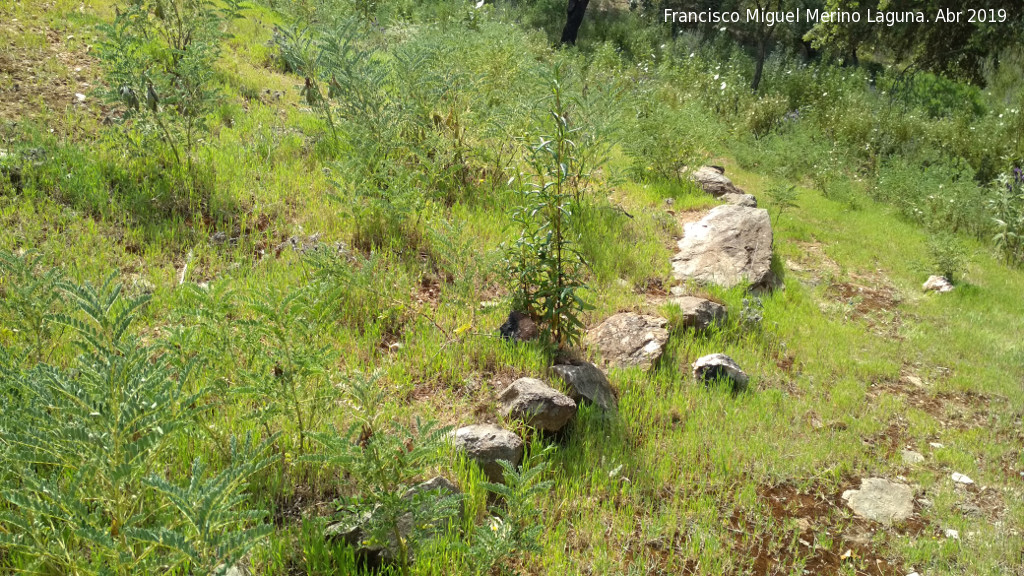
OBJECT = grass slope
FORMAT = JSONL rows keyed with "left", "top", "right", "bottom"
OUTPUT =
{"left": 0, "top": 1, "right": 1022, "bottom": 575}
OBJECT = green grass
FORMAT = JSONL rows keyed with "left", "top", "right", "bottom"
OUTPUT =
{"left": 1, "top": 0, "right": 1022, "bottom": 574}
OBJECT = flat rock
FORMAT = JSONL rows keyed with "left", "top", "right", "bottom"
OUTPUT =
{"left": 841, "top": 478, "right": 915, "bottom": 525}
{"left": 453, "top": 424, "right": 524, "bottom": 483}
{"left": 669, "top": 296, "right": 727, "bottom": 330}
{"left": 692, "top": 165, "right": 743, "bottom": 197}
{"left": 720, "top": 192, "right": 757, "bottom": 207}
{"left": 551, "top": 361, "right": 618, "bottom": 412}
{"left": 671, "top": 205, "right": 775, "bottom": 290}
{"left": 923, "top": 275, "right": 954, "bottom": 293}
{"left": 901, "top": 450, "right": 925, "bottom": 465}
{"left": 691, "top": 353, "right": 749, "bottom": 391}
{"left": 498, "top": 377, "right": 576, "bottom": 432}
{"left": 585, "top": 313, "right": 669, "bottom": 371}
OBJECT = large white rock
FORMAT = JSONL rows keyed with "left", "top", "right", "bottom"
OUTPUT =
{"left": 671, "top": 205, "right": 775, "bottom": 289}
{"left": 841, "top": 478, "right": 915, "bottom": 525}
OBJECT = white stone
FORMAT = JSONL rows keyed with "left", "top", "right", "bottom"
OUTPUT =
{"left": 951, "top": 473, "right": 974, "bottom": 485}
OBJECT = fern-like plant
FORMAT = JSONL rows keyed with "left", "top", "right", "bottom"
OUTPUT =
{"left": 0, "top": 275, "right": 272, "bottom": 574}
{"left": 309, "top": 372, "right": 461, "bottom": 576}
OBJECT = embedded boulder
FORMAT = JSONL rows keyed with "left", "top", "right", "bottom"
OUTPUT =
{"left": 841, "top": 478, "right": 915, "bottom": 526}
{"left": 585, "top": 312, "right": 669, "bottom": 371}
{"left": 498, "top": 377, "right": 577, "bottom": 432}
{"left": 551, "top": 361, "right": 618, "bottom": 412}
{"left": 692, "top": 353, "right": 749, "bottom": 391}
{"left": 669, "top": 296, "right": 727, "bottom": 331}
{"left": 692, "top": 165, "right": 743, "bottom": 197}
{"left": 453, "top": 424, "right": 524, "bottom": 483}
{"left": 671, "top": 205, "right": 774, "bottom": 289}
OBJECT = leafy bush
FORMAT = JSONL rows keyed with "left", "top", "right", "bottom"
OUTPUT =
{"left": 926, "top": 233, "right": 968, "bottom": 281}
{"left": 504, "top": 66, "right": 593, "bottom": 349}
{"left": 98, "top": 0, "right": 246, "bottom": 183}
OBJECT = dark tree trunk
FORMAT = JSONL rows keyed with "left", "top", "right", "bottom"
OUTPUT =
{"left": 751, "top": 38, "right": 767, "bottom": 92}
{"left": 560, "top": 0, "right": 590, "bottom": 45}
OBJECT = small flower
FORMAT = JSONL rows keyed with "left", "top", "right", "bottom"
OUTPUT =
{"left": 720, "top": 82, "right": 727, "bottom": 90}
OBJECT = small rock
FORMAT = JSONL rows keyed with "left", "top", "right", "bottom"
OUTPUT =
{"left": 955, "top": 501, "right": 982, "bottom": 517}
{"left": 668, "top": 296, "right": 727, "bottom": 331}
{"left": 550, "top": 361, "right": 618, "bottom": 412}
{"left": 906, "top": 572, "right": 920, "bottom": 576}
{"left": 498, "top": 377, "right": 577, "bottom": 432}
{"left": 720, "top": 192, "right": 757, "bottom": 207}
{"left": 923, "top": 275, "right": 954, "bottom": 293}
{"left": 901, "top": 450, "right": 925, "bottom": 465}
{"left": 498, "top": 311, "right": 539, "bottom": 342}
{"left": 74, "top": 93, "right": 86, "bottom": 103}
{"left": 929, "top": 442, "right": 945, "bottom": 449}
{"left": 944, "top": 528, "right": 960, "bottom": 540}
{"left": 841, "top": 478, "right": 915, "bottom": 526}
{"left": 584, "top": 312, "right": 669, "bottom": 371}
{"left": 691, "top": 353, "right": 749, "bottom": 391}
{"left": 453, "top": 425, "right": 524, "bottom": 483}
{"left": 951, "top": 472, "right": 974, "bottom": 485}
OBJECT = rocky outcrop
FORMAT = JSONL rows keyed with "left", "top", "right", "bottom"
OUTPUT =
{"left": 453, "top": 425, "right": 524, "bottom": 483}
{"left": 692, "top": 353, "right": 749, "bottom": 391}
{"left": 550, "top": 361, "right": 618, "bottom": 412}
{"left": 842, "top": 478, "right": 915, "bottom": 526}
{"left": 585, "top": 313, "right": 669, "bottom": 371}
{"left": 671, "top": 205, "right": 774, "bottom": 289}
{"left": 498, "top": 378, "right": 576, "bottom": 432}
{"left": 669, "top": 296, "right": 727, "bottom": 331}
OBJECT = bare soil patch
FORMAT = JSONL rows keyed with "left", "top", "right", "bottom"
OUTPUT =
{"left": 729, "top": 479, "right": 930, "bottom": 576}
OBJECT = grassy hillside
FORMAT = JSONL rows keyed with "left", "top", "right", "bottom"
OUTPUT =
{"left": 1, "top": 0, "right": 1022, "bottom": 575}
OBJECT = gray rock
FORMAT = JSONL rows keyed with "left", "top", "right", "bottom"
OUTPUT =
{"left": 453, "top": 425, "right": 524, "bottom": 483}
{"left": 584, "top": 312, "right": 669, "bottom": 371}
{"left": 721, "top": 192, "right": 757, "bottom": 207}
{"left": 550, "top": 361, "right": 618, "bottom": 412}
{"left": 671, "top": 205, "right": 775, "bottom": 290}
{"left": 498, "top": 377, "right": 576, "bottom": 432}
{"left": 691, "top": 353, "right": 749, "bottom": 391}
{"left": 669, "top": 296, "right": 727, "bottom": 330}
{"left": 923, "top": 275, "right": 954, "bottom": 293}
{"left": 901, "top": 450, "right": 925, "bottom": 465}
{"left": 841, "top": 478, "right": 915, "bottom": 525}
{"left": 692, "top": 166, "right": 743, "bottom": 197}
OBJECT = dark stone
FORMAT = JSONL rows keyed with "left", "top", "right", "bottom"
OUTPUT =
{"left": 498, "top": 310, "right": 539, "bottom": 342}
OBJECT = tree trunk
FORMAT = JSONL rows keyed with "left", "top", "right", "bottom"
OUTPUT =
{"left": 560, "top": 0, "right": 590, "bottom": 45}
{"left": 751, "top": 38, "right": 767, "bottom": 92}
